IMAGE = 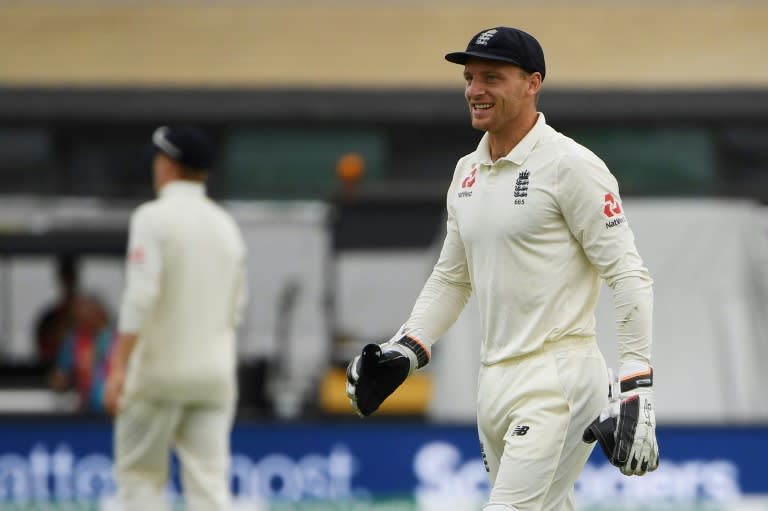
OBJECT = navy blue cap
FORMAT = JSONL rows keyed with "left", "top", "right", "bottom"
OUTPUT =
{"left": 151, "top": 125, "right": 213, "bottom": 170}
{"left": 445, "top": 27, "right": 546, "bottom": 80}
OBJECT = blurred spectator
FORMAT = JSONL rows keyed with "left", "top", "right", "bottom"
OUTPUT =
{"left": 49, "top": 294, "right": 115, "bottom": 413}
{"left": 34, "top": 256, "right": 80, "bottom": 368}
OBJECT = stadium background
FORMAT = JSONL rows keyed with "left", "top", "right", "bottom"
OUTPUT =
{"left": 0, "top": 1, "right": 766, "bottom": 509}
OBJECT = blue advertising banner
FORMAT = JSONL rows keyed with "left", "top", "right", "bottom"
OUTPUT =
{"left": 0, "top": 419, "right": 764, "bottom": 509}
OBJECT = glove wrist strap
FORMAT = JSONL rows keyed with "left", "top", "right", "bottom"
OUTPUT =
{"left": 394, "top": 334, "right": 431, "bottom": 369}
{"left": 619, "top": 365, "right": 653, "bottom": 394}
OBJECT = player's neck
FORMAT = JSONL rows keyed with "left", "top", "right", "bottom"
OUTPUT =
{"left": 487, "top": 111, "right": 538, "bottom": 162}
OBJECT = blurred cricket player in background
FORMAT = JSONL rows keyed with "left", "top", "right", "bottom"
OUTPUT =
{"left": 104, "top": 126, "right": 248, "bottom": 511}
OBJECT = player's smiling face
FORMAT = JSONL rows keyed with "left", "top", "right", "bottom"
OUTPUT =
{"left": 463, "top": 59, "right": 534, "bottom": 134}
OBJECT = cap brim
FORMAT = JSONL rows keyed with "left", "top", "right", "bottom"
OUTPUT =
{"left": 445, "top": 51, "right": 523, "bottom": 67}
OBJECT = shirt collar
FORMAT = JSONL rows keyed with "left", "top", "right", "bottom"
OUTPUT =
{"left": 471, "top": 112, "right": 549, "bottom": 167}
{"left": 159, "top": 180, "right": 206, "bottom": 198}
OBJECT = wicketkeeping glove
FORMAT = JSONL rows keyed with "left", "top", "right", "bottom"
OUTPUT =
{"left": 345, "top": 329, "right": 431, "bottom": 417}
{"left": 583, "top": 363, "right": 659, "bottom": 476}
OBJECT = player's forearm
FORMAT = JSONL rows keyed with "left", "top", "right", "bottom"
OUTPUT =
{"left": 110, "top": 333, "right": 138, "bottom": 375}
{"left": 611, "top": 274, "right": 654, "bottom": 368}
{"left": 405, "top": 271, "right": 472, "bottom": 345}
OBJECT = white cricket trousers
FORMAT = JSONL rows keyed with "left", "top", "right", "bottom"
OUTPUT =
{"left": 477, "top": 337, "right": 608, "bottom": 511}
{"left": 114, "top": 396, "right": 235, "bottom": 511}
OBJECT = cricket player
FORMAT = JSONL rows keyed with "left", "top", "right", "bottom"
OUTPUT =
{"left": 346, "top": 27, "right": 659, "bottom": 511}
{"left": 104, "top": 125, "right": 247, "bottom": 511}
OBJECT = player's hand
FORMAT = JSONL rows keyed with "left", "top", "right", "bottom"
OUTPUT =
{"left": 345, "top": 332, "right": 431, "bottom": 417}
{"left": 583, "top": 364, "right": 659, "bottom": 476}
{"left": 103, "top": 368, "right": 126, "bottom": 416}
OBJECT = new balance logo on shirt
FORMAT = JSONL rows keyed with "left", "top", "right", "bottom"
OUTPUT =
{"left": 511, "top": 425, "right": 530, "bottom": 436}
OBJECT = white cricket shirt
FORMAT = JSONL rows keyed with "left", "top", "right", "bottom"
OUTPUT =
{"left": 406, "top": 113, "right": 653, "bottom": 367}
{"left": 118, "top": 181, "right": 247, "bottom": 403}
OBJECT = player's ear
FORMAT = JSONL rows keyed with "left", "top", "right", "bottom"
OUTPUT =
{"left": 528, "top": 71, "right": 543, "bottom": 96}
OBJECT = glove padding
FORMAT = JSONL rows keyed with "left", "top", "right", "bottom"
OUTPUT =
{"left": 583, "top": 366, "right": 659, "bottom": 476}
{"left": 345, "top": 333, "right": 430, "bottom": 417}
